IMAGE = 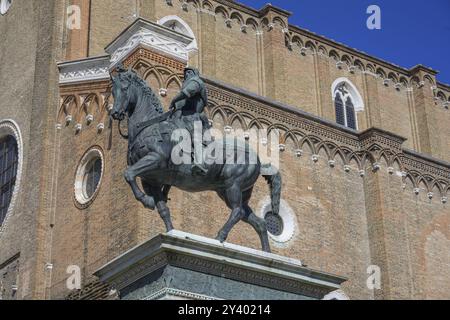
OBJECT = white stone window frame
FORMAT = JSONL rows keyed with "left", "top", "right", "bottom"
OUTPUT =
{"left": 259, "top": 197, "right": 297, "bottom": 246}
{"left": 157, "top": 15, "right": 198, "bottom": 52}
{"left": 0, "top": 0, "right": 12, "bottom": 15}
{"left": 0, "top": 119, "right": 23, "bottom": 236}
{"left": 331, "top": 78, "right": 364, "bottom": 130}
{"left": 74, "top": 147, "right": 104, "bottom": 209}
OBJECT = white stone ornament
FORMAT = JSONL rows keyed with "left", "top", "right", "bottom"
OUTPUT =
{"left": 328, "top": 160, "right": 336, "bottom": 168}
{"left": 65, "top": 115, "right": 73, "bottom": 125}
{"left": 0, "top": 0, "right": 12, "bottom": 15}
{"left": 86, "top": 114, "right": 94, "bottom": 124}
{"left": 97, "top": 123, "right": 105, "bottom": 133}
{"left": 159, "top": 88, "right": 168, "bottom": 97}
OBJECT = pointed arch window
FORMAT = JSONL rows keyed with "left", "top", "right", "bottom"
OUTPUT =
{"left": 335, "top": 94, "right": 345, "bottom": 126}
{"left": 345, "top": 97, "right": 356, "bottom": 129}
{"left": 332, "top": 81, "right": 361, "bottom": 130}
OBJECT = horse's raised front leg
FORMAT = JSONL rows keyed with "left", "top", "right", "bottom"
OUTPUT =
{"left": 216, "top": 184, "right": 245, "bottom": 243}
{"left": 124, "top": 153, "right": 162, "bottom": 210}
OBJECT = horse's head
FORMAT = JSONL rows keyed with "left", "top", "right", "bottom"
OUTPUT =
{"left": 110, "top": 64, "right": 163, "bottom": 121}
{"left": 110, "top": 65, "right": 134, "bottom": 121}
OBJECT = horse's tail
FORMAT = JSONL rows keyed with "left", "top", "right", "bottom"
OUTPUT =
{"left": 262, "top": 165, "right": 282, "bottom": 215}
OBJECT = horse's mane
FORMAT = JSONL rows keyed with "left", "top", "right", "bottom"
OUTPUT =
{"left": 119, "top": 70, "right": 164, "bottom": 114}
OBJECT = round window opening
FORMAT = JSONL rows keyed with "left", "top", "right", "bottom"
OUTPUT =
{"left": 83, "top": 157, "right": 102, "bottom": 199}
{"left": 0, "top": 135, "right": 18, "bottom": 226}
{"left": 74, "top": 148, "right": 104, "bottom": 208}
{"left": 259, "top": 197, "right": 297, "bottom": 245}
{"left": 0, "top": 0, "right": 12, "bottom": 15}
{"left": 265, "top": 211, "right": 284, "bottom": 236}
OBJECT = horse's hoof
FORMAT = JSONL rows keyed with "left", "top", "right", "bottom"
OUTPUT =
{"left": 215, "top": 232, "right": 227, "bottom": 243}
{"left": 141, "top": 196, "right": 155, "bottom": 210}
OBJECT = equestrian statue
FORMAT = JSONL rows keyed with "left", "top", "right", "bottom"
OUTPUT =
{"left": 110, "top": 64, "right": 282, "bottom": 252}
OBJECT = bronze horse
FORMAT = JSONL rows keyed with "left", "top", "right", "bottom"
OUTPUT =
{"left": 110, "top": 67, "right": 281, "bottom": 252}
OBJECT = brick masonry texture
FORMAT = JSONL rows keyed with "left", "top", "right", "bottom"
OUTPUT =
{"left": 0, "top": 0, "right": 449, "bottom": 300}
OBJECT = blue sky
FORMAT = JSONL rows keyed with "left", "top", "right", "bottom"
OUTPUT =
{"left": 239, "top": 0, "right": 450, "bottom": 84}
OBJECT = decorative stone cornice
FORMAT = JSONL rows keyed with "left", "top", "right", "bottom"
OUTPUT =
{"left": 204, "top": 76, "right": 450, "bottom": 194}
{"left": 58, "top": 56, "right": 110, "bottom": 84}
{"left": 58, "top": 19, "right": 193, "bottom": 84}
{"left": 359, "top": 128, "right": 406, "bottom": 153}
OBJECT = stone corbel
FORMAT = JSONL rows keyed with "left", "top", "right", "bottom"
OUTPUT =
{"left": 336, "top": 61, "right": 345, "bottom": 70}
{"left": 86, "top": 114, "right": 94, "bottom": 124}
{"left": 159, "top": 88, "right": 168, "bottom": 97}
{"left": 97, "top": 123, "right": 105, "bottom": 133}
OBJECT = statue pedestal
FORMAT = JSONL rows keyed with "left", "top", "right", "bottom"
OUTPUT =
{"left": 94, "top": 230, "right": 346, "bottom": 300}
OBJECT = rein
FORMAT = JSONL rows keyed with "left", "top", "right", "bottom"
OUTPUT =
{"left": 118, "top": 118, "right": 128, "bottom": 140}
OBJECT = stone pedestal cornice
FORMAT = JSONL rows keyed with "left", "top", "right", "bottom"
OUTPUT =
{"left": 95, "top": 231, "right": 346, "bottom": 300}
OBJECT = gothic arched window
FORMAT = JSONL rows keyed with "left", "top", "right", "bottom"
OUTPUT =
{"left": 332, "top": 79, "right": 364, "bottom": 130}
{"left": 335, "top": 94, "right": 345, "bottom": 126}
